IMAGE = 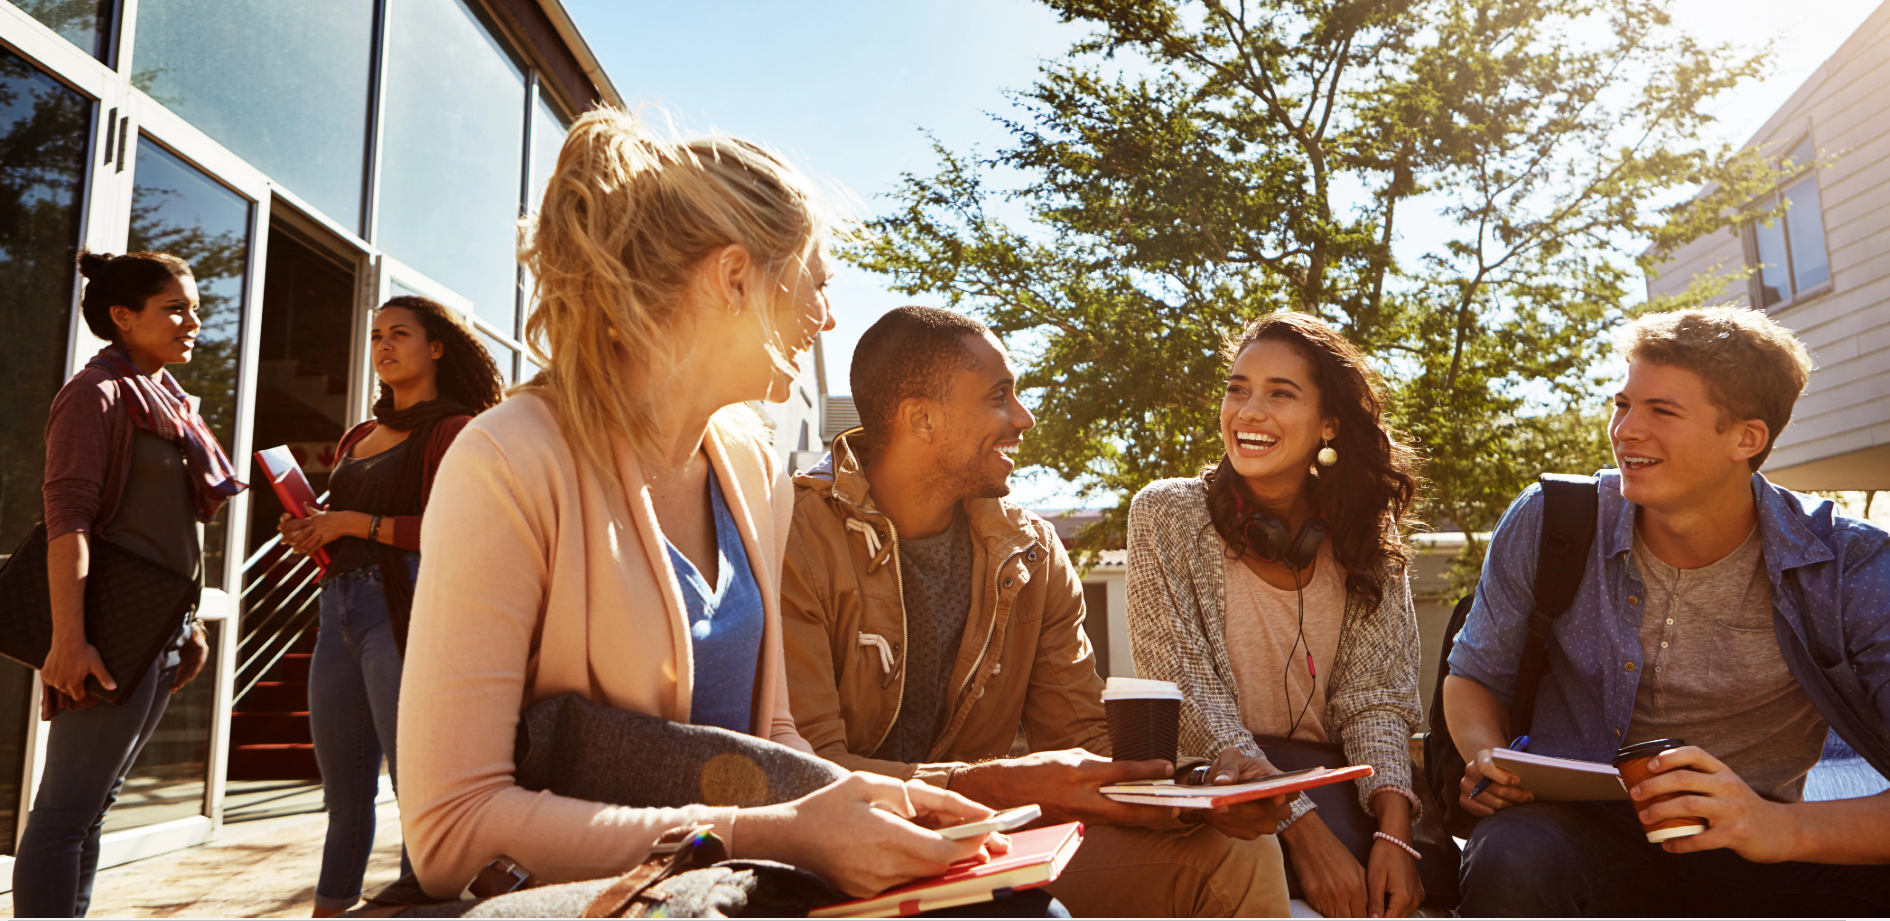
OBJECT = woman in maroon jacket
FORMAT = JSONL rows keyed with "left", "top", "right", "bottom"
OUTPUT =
{"left": 25, "top": 251, "right": 244, "bottom": 918}
{"left": 277, "top": 295, "right": 502, "bottom": 915}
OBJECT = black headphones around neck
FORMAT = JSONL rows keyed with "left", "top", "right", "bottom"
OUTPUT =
{"left": 1238, "top": 511, "right": 1329, "bottom": 739}
{"left": 1243, "top": 514, "right": 1328, "bottom": 571}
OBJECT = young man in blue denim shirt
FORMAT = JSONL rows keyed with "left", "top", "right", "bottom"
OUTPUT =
{"left": 1443, "top": 307, "right": 1890, "bottom": 916}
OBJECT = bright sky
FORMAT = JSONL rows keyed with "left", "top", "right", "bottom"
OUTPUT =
{"left": 562, "top": 0, "right": 1885, "bottom": 506}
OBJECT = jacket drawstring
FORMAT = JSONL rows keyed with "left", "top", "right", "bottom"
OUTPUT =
{"left": 844, "top": 516, "right": 896, "bottom": 573}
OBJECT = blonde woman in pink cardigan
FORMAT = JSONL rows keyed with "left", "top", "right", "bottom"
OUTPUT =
{"left": 397, "top": 109, "right": 999, "bottom": 901}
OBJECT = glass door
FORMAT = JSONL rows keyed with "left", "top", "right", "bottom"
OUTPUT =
{"left": 97, "top": 131, "right": 260, "bottom": 835}
{"left": 0, "top": 33, "right": 101, "bottom": 858}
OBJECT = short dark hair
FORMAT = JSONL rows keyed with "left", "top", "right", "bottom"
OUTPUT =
{"left": 850, "top": 306, "right": 990, "bottom": 442}
{"left": 77, "top": 250, "right": 192, "bottom": 343}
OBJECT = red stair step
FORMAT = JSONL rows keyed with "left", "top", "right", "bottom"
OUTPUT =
{"left": 231, "top": 711, "right": 313, "bottom": 745}
{"left": 269, "top": 653, "right": 313, "bottom": 682}
{"left": 227, "top": 743, "right": 321, "bottom": 781}
{"left": 241, "top": 680, "right": 309, "bottom": 713}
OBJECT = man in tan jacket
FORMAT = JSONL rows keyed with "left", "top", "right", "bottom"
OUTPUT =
{"left": 781, "top": 307, "right": 1291, "bottom": 917}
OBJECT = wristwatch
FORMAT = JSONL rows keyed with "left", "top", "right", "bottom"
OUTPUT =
{"left": 368, "top": 514, "right": 383, "bottom": 542}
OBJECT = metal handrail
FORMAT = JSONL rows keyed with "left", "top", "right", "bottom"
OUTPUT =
{"left": 234, "top": 493, "right": 330, "bottom": 706}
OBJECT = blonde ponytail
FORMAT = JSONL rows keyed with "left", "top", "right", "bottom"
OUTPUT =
{"left": 518, "top": 106, "right": 825, "bottom": 487}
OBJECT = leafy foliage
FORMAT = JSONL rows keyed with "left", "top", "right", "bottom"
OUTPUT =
{"left": 848, "top": 0, "right": 1781, "bottom": 561}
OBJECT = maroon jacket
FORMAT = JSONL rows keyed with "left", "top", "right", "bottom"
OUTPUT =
{"left": 332, "top": 417, "right": 471, "bottom": 551}
{"left": 44, "top": 366, "right": 147, "bottom": 540}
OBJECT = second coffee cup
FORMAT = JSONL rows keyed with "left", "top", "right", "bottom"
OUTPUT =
{"left": 1614, "top": 738, "right": 1707, "bottom": 843}
{"left": 1102, "top": 677, "right": 1183, "bottom": 765}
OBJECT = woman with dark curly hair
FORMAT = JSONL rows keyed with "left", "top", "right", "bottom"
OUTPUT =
{"left": 1126, "top": 310, "right": 1426, "bottom": 919}
{"left": 276, "top": 295, "right": 503, "bottom": 916}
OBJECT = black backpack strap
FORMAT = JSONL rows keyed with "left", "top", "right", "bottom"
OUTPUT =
{"left": 1508, "top": 474, "right": 1598, "bottom": 736}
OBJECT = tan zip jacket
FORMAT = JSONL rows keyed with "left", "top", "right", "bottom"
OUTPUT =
{"left": 780, "top": 430, "right": 1111, "bottom": 786}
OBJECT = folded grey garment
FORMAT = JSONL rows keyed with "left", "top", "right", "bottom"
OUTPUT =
{"left": 348, "top": 694, "right": 851, "bottom": 917}
{"left": 389, "top": 861, "right": 843, "bottom": 918}
{"left": 513, "top": 692, "right": 848, "bottom": 808}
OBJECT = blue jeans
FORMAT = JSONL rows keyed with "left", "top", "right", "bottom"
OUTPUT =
{"left": 310, "top": 556, "right": 416, "bottom": 911}
{"left": 14, "top": 655, "right": 177, "bottom": 917}
{"left": 1460, "top": 800, "right": 1890, "bottom": 916}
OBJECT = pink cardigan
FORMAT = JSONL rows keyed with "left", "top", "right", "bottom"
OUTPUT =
{"left": 398, "top": 393, "right": 811, "bottom": 896}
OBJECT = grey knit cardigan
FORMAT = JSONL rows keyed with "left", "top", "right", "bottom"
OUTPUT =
{"left": 1125, "top": 477, "right": 1423, "bottom": 827}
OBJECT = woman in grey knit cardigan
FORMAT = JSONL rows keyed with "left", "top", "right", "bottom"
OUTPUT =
{"left": 1127, "top": 311, "right": 1426, "bottom": 919}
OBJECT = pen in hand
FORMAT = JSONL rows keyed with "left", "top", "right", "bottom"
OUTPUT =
{"left": 1468, "top": 735, "right": 1532, "bottom": 800}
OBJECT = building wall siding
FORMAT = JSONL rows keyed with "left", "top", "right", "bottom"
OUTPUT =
{"left": 1646, "top": 4, "right": 1890, "bottom": 487}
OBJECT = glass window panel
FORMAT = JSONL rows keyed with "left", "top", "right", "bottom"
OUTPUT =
{"left": 475, "top": 328, "right": 515, "bottom": 384}
{"left": 102, "top": 618, "right": 221, "bottom": 833}
{"left": 130, "top": 139, "right": 252, "bottom": 590}
{"left": 1749, "top": 200, "right": 1790, "bottom": 309}
{"left": 520, "top": 94, "right": 568, "bottom": 339}
{"left": 1787, "top": 137, "right": 1814, "bottom": 170}
{"left": 528, "top": 93, "right": 568, "bottom": 215}
{"left": 13, "top": 0, "right": 115, "bottom": 63}
{"left": 1783, "top": 176, "right": 1829, "bottom": 295}
{"left": 132, "top": 0, "right": 375, "bottom": 231}
{"left": 0, "top": 49, "right": 90, "bottom": 850}
{"left": 377, "top": 0, "right": 525, "bottom": 335}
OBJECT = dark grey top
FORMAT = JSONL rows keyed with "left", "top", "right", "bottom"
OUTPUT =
{"left": 877, "top": 506, "right": 975, "bottom": 763}
{"left": 325, "top": 436, "right": 416, "bottom": 577}
{"left": 99, "top": 430, "right": 201, "bottom": 581}
{"left": 97, "top": 430, "right": 199, "bottom": 667}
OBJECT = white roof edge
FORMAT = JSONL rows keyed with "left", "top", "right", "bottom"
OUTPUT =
{"left": 534, "top": 0, "right": 625, "bottom": 109}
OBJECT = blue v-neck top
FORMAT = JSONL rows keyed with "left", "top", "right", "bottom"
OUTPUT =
{"left": 663, "top": 470, "right": 763, "bottom": 734}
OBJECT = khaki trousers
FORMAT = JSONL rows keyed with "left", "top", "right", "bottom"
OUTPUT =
{"left": 1042, "top": 823, "right": 1289, "bottom": 917}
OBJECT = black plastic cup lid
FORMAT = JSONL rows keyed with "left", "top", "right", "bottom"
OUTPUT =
{"left": 1614, "top": 738, "right": 1686, "bottom": 765}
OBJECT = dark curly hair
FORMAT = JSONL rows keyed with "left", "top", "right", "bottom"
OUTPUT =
{"left": 1203, "top": 311, "right": 1421, "bottom": 609}
{"left": 77, "top": 250, "right": 192, "bottom": 343}
{"left": 374, "top": 296, "right": 504, "bottom": 413}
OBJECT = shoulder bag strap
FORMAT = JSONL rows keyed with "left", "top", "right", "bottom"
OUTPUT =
{"left": 1509, "top": 474, "right": 1598, "bottom": 735}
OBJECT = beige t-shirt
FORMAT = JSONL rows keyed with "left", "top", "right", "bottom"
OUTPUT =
{"left": 1626, "top": 526, "right": 1828, "bottom": 802}
{"left": 1223, "top": 542, "right": 1346, "bottom": 744}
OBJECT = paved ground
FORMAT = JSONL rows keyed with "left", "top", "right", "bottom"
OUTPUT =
{"left": 0, "top": 793, "right": 402, "bottom": 918}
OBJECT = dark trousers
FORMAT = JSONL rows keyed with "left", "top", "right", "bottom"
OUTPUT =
{"left": 309, "top": 558, "right": 416, "bottom": 911}
{"left": 1460, "top": 800, "right": 1890, "bottom": 917}
{"left": 13, "top": 657, "right": 177, "bottom": 917}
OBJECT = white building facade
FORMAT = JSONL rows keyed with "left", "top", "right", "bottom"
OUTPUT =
{"left": 1646, "top": 3, "right": 1890, "bottom": 490}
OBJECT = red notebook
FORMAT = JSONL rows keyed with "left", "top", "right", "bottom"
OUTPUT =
{"left": 254, "top": 445, "right": 330, "bottom": 569}
{"left": 809, "top": 821, "right": 1084, "bottom": 918}
{"left": 1100, "top": 764, "right": 1375, "bottom": 809}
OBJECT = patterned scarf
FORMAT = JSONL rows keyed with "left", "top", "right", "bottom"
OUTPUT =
{"left": 87, "top": 347, "right": 246, "bottom": 521}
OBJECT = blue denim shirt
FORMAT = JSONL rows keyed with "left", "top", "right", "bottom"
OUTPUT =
{"left": 1448, "top": 470, "right": 1890, "bottom": 779}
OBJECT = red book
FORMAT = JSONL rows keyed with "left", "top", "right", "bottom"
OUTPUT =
{"left": 254, "top": 445, "right": 330, "bottom": 569}
{"left": 809, "top": 821, "right": 1085, "bottom": 918}
{"left": 1101, "top": 764, "right": 1375, "bottom": 809}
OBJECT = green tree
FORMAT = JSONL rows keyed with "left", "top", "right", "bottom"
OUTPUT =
{"left": 849, "top": 0, "right": 1782, "bottom": 561}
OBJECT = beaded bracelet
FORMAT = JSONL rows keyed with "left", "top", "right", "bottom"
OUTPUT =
{"left": 1373, "top": 831, "right": 1422, "bottom": 860}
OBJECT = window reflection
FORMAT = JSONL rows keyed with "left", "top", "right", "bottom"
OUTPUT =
{"left": 13, "top": 0, "right": 116, "bottom": 63}
{"left": 133, "top": 0, "right": 376, "bottom": 232}
{"left": 377, "top": 0, "right": 526, "bottom": 336}
{"left": 129, "top": 139, "right": 252, "bottom": 591}
{"left": 1750, "top": 208, "right": 1790, "bottom": 309}
{"left": 0, "top": 48, "right": 91, "bottom": 851}
{"left": 102, "top": 620, "right": 221, "bottom": 833}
